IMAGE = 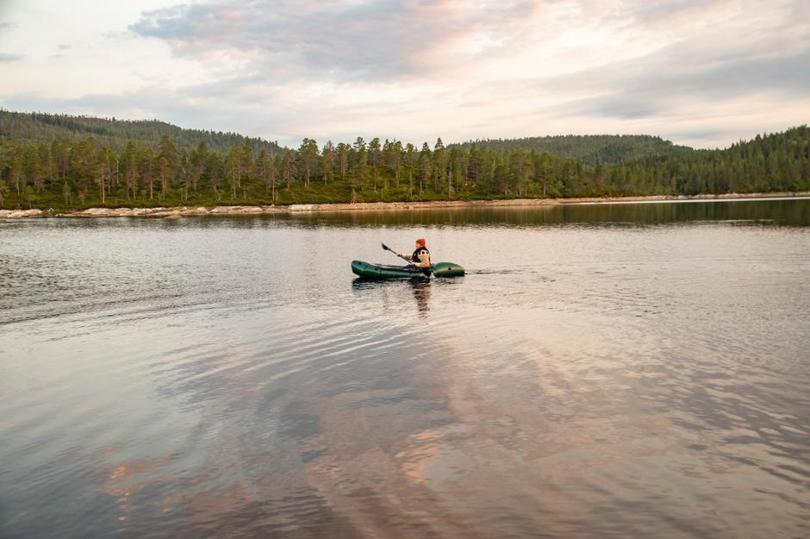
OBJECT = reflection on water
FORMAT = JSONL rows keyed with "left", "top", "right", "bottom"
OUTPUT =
{"left": 1, "top": 198, "right": 810, "bottom": 538}
{"left": 268, "top": 197, "right": 810, "bottom": 228}
{"left": 352, "top": 278, "right": 434, "bottom": 316}
{"left": 411, "top": 281, "right": 431, "bottom": 316}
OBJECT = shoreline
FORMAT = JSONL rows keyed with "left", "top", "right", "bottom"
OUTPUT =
{"left": 2, "top": 191, "right": 809, "bottom": 219}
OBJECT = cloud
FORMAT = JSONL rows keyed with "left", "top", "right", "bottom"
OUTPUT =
{"left": 0, "top": 84, "right": 289, "bottom": 143}
{"left": 488, "top": 0, "right": 810, "bottom": 133}
{"left": 3, "top": 0, "right": 809, "bottom": 149}
{"left": 130, "top": 0, "right": 539, "bottom": 81}
{"left": 546, "top": 46, "right": 810, "bottom": 121}
{"left": 620, "top": 0, "right": 733, "bottom": 25}
{"left": 127, "top": 0, "right": 810, "bottom": 94}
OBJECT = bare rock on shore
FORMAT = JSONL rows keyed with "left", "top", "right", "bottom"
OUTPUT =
{"left": 209, "top": 206, "right": 265, "bottom": 215}
{"left": 62, "top": 205, "right": 270, "bottom": 218}
{"left": 9, "top": 192, "right": 810, "bottom": 219}
{"left": 69, "top": 208, "right": 125, "bottom": 217}
{"left": 147, "top": 208, "right": 181, "bottom": 217}
{"left": 67, "top": 207, "right": 187, "bottom": 218}
{"left": 0, "top": 209, "right": 44, "bottom": 218}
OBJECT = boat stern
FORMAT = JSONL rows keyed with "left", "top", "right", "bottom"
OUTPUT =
{"left": 432, "top": 262, "right": 465, "bottom": 278}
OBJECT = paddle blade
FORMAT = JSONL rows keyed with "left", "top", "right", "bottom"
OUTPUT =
{"left": 381, "top": 242, "right": 390, "bottom": 251}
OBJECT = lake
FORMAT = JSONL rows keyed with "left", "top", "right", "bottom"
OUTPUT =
{"left": 1, "top": 198, "right": 809, "bottom": 538}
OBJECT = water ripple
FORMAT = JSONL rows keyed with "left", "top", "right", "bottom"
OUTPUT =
{"left": 2, "top": 208, "right": 809, "bottom": 538}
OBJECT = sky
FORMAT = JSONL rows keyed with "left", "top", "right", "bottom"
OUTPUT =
{"left": 0, "top": 0, "right": 808, "bottom": 148}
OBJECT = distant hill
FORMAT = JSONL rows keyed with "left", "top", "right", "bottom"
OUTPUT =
{"left": 0, "top": 110, "right": 282, "bottom": 155}
{"left": 451, "top": 134, "right": 696, "bottom": 165}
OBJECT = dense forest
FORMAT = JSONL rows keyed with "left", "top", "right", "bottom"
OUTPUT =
{"left": 451, "top": 134, "right": 696, "bottom": 165}
{"left": 0, "top": 111, "right": 808, "bottom": 210}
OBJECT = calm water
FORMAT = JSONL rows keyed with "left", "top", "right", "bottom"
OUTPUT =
{"left": 1, "top": 199, "right": 809, "bottom": 538}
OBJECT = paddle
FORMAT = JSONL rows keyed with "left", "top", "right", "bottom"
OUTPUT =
{"left": 382, "top": 242, "right": 412, "bottom": 263}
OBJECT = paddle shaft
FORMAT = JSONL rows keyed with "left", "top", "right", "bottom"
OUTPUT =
{"left": 382, "top": 242, "right": 412, "bottom": 262}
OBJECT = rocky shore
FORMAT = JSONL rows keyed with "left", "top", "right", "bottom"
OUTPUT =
{"left": 0, "top": 200, "right": 557, "bottom": 219}
{"left": 1, "top": 192, "right": 808, "bottom": 219}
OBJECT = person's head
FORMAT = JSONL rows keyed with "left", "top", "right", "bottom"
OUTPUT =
{"left": 416, "top": 238, "right": 426, "bottom": 248}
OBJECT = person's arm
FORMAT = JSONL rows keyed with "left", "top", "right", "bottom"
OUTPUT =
{"left": 395, "top": 251, "right": 413, "bottom": 263}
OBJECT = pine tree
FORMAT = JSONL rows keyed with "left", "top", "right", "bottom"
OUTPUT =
{"left": 418, "top": 142, "right": 432, "bottom": 195}
{"left": 298, "top": 138, "right": 319, "bottom": 188}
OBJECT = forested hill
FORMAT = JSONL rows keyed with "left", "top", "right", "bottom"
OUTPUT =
{"left": 452, "top": 134, "right": 696, "bottom": 165}
{"left": 0, "top": 110, "right": 282, "bottom": 155}
{"left": 0, "top": 111, "right": 807, "bottom": 211}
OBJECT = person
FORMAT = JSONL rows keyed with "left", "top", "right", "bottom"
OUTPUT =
{"left": 397, "top": 238, "right": 431, "bottom": 269}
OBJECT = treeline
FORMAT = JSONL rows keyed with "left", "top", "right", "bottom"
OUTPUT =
{"left": 0, "top": 110, "right": 281, "bottom": 155}
{"left": 611, "top": 127, "right": 810, "bottom": 195}
{"left": 0, "top": 116, "right": 808, "bottom": 210}
{"left": 452, "top": 134, "right": 696, "bottom": 165}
